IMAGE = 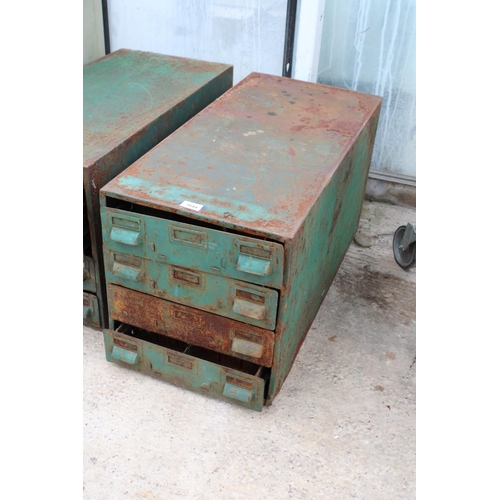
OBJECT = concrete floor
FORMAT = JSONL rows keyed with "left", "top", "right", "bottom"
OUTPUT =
{"left": 83, "top": 200, "right": 416, "bottom": 500}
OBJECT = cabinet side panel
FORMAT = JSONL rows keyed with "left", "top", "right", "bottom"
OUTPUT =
{"left": 267, "top": 108, "right": 381, "bottom": 403}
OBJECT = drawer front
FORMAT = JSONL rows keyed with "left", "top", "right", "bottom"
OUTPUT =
{"left": 104, "top": 251, "right": 279, "bottom": 330}
{"left": 108, "top": 284, "right": 275, "bottom": 367}
{"left": 83, "top": 292, "right": 100, "bottom": 327}
{"left": 83, "top": 256, "right": 97, "bottom": 293}
{"left": 102, "top": 208, "right": 284, "bottom": 289}
{"left": 103, "top": 329, "right": 265, "bottom": 411}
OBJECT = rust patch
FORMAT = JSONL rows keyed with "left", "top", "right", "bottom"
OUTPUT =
{"left": 100, "top": 73, "right": 381, "bottom": 241}
{"left": 235, "top": 289, "right": 266, "bottom": 304}
{"left": 113, "top": 338, "right": 138, "bottom": 352}
{"left": 168, "top": 353, "right": 195, "bottom": 371}
{"left": 108, "top": 284, "right": 274, "bottom": 367}
{"left": 234, "top": 329, "right": 264, "bottom": 344}
{"left": 239, "top": 244, "right": 272, "bottom": 260}
{"left": 226, "top": 376, "right": 254, "bottom": 390}
{"left": 171, "top": 305, "right": 206, "bottom": 327}
{"left": 173, "top": 268, "right": 202, "bottom": 286}
{"left": 331, "top": 202, "right": 342, "bottom": 232}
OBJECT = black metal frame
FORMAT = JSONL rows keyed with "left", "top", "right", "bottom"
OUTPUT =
{"left": 282, "top": 0, "right": 298, "bottom": 78}
{"left": 102, "top": 0, "right": 111, "bottom": 54}
{"left": 102, "top": 0, "right": 297, "bottom": 75}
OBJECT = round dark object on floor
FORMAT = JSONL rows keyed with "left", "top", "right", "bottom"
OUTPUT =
{"left": 393, "top": 225, "right": 416, "bottom": 269}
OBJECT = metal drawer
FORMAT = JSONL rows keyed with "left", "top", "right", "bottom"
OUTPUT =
{"left": 83, "top": 256, "right": 97, "bottom": 293}
{"left": 104, "top": 251, "right": 279, "bottom": 330}
{"left": 104, "top": 324, "right": 266, "bottom": 411}
{"left": 102, "top": 208, "right": 284, "bottom": 289}
{"left": 83, "top": 292, "right": 100, "bottom": 327}
{"left": 108, "top": 284, "right": 275, "bottom": 367}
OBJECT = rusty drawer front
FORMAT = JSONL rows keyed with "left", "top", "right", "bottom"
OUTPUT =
{"left": 83, "top": 292, "right": 100, "bottom": 327}
{"left": 103, "top": 327, "right": 265, "bottom": 411}
{"left": 102, "top": 208, "right": 284, "bottom": 289}
{"left": 104, "top": 251, "right": 279, "bottom": 330}
{"left": 108, "top": 284, "right": 274, "bottom": 367}
{"left": 83, "top": 256, "right": 97, "bottom": 293}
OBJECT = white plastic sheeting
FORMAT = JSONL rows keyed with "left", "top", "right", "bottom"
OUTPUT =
{"left": 108, "top": 0, "right": 288, "bottom": 84}
{"left": 318, "top": 0, "right": 416, "bottom": 177}
{"left": 83, "top": 0, "right": 105, "bottom": 65}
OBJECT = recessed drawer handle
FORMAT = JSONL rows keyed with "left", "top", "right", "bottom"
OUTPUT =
{"left": 236, "top": 255, "right": 271, "bottom": 276}
{"left": 111, "top": 345, "right": 139, "bottom": 365}
{"left": 223, "top": 382, "right": 255, "bottom": 403}
{"left": 110, "top": 226, "right": 141, "bottom": 246}
{"left": 232, "top": 298, "right": 266, "bottom": 320}
{"left": 112, "top": 262, "right": 142, "bottom": 282}
{"left": 231, "top": 338, "right": 264, "bottom": 358}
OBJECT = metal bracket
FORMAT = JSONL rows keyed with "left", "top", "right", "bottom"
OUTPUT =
{"left": 399, "top": 222, "right": 416, "bottom": 251}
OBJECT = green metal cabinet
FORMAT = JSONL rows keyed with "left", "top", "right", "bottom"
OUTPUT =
{"left": 100, "top": 73, "right": 382, "bottom": 410}
{"left": 83, "top": 49, "right": 233, "bottom": 328}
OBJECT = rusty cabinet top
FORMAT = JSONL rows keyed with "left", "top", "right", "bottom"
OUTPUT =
{"left": 83, "top": 49, "right": 232, "bottom": 169}
{"left": 102, "top": 72, "right": 382, "bottom": 240}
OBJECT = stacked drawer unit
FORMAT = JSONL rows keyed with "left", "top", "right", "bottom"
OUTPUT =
{"left": 83, "top": 49, "right": 233, "bottom": 328}
{"left": 100, "top": 73, "right": 382, "bottom": 411}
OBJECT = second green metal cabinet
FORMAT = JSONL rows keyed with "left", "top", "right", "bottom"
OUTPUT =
{"left": 83, "top": 49, "right": 233, "bottom": 328}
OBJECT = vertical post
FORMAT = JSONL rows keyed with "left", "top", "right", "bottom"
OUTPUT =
{"left": 101, "top": 0, "right": 111, "bottom": 54}
{"left": 282, "top": 0, "right": 298, "bottom": 78}
{"left": 292, "top": 0, "right": 325, "bottom": 82}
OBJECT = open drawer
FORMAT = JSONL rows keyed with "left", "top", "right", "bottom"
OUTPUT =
{"left": 101, "top": 207, "right": 284, "bottom": 289}
{"left": 103, "top": 322, "right": 268, "bottom": 411}
{"left": 104, "top": 252, "right": 279, "bottom": 330}
{"left": 108, "top": 284, "right": 275, "bottom": 367}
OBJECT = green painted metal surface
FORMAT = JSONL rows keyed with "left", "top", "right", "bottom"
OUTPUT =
{"left": 83, "top": 49, "right": 233, "bottom": 328}
{"left": 268, "top": 121, "right": 380, "bottom": 402}
{"left": 100, "top": 72, "right": 382, "bottom": 409}
{"left": 102, "top": 207, "right": 284, "bottom": 289}
{"left": 83, "top": 256, "right": 97, "bottom": 293}
{"left": 84, "top": 50, "right": 233, "bottom": 169}
{"left": 103, "top": 328, "right": 265, "bottom": 411}
{"left": 83, "top": 292, "right": 100, "bottom": 328}
{"left": 104, "top": 250, "right": 278, "bottom": 330}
